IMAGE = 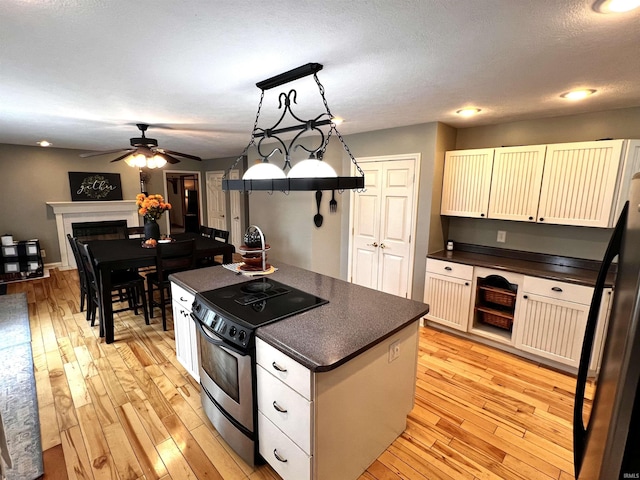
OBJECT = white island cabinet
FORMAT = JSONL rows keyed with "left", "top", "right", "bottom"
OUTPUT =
{"left": 170, "top": 283, "right": 199, "bottom": 381}
{"left": 256, "top": 321, "right": 419, "bottom": 480}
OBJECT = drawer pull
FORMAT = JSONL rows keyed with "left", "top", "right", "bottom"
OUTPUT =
{"left": 180, "top": 296, "right": 189, "bottom": 302}
{"left": 551, "top": 287, "right": 563, "bottom": 292}
{"left": 272, "top": 401, "right": 288, "bottom": 413}
{"left": 523, "top": 295, "right": 528, "bottom": 299}
{"left": 272, "top": 361, "right": 288, "bottom": 373}
{"left": 444, "top": 266, "right": 452, "bottom": 271}
{"left": 273, "top": 449, "right": 288, "bottom": 463}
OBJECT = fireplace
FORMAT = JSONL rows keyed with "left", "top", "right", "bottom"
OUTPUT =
{"left": 72, "top": 220, "right": 128, "bottom": 242}
{"left": 47, "top": 201, "right": 140, "bottom": 269}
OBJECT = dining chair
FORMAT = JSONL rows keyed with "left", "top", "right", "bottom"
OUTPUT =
{"left": 66, "top": 234, "right": 90, "bottom": 316}
{"left": 126, "top": 226, "right": 146, "bottom": 239}
{"left": 146, "top": 239, "right": 196, "bottom": 330}
{"left": 199, "top": 226, "right": 213, "bottom": 238}
{"left": 212, "top": 228, "right": 230, "bottom": 243}
{"left": 78, "top": 242, "right": 149, "bottom": 336}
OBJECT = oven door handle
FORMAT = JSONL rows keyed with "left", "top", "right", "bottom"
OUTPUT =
{"left": 191, "top": 314, "right": 249, "bottom": 357}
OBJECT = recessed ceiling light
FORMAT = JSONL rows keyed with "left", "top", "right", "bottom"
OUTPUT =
{"left": 456, "top": 108, "right": 481, "bottom": 117}
{"left": 561, "top": 89, "right": 597, "bottom": 100}
{"left": 593, "top": 0, "right": 640, "bottom": 13}
{"left": 37, "top": 140, "right": 52, "bottom": 147}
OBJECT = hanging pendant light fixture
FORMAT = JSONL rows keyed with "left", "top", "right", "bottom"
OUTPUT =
{"left": 223, "top": 63, "right": 364, "bottom": 192}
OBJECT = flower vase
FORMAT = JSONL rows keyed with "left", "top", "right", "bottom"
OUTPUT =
{"left": 144, "top": 218, "right": 161, "bottom": 240}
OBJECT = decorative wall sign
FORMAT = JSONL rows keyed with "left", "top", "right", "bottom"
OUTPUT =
{"left": 68, "top": 172, "right": 123, "bottom": 201}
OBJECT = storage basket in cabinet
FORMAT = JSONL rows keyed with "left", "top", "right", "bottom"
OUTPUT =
{"left": 480, "top": 286, "right": 516, "bottom": 309}
{"left": 475, "top": 307, "right": 513, "bottom": 330}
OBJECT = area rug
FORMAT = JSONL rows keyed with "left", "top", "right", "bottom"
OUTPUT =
{"left": 0, "top": 293, "right": 44, "bottom": 480}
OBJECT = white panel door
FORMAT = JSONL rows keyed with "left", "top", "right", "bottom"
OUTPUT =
{"left": 378, "top": 160, "right": 415, "bottom": 297}
{"left": 229, "top": 169, "right": 242, "bottom": 248}
{"left": 538, "top": 140, "right": 623, "bottom": 227}
{"left": 350, "top": 156, "right": 418, "bottom": 298}
{"left": 206, "top": 171, "right": 227, "bottom": 230}
{"left": 351, "top": 164, "right": 381, "bottom": 290}
{"left": 488, "top": 145, "right": 546, "bottom": 222}
{"left": 441, "top": 148, "right": 494, "bottom": 218}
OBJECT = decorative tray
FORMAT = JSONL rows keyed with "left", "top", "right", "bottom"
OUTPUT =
{"left": 141, "top": 238, "right": 174, "bottom": 248}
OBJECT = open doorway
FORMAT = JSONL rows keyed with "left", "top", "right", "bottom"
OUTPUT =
{"left": 163, "top": 170, "right": 203, "bottom": 236}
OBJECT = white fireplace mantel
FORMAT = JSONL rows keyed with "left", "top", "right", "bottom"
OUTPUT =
{"left": 47, "top": 200, "right": 140, "bottom": 269}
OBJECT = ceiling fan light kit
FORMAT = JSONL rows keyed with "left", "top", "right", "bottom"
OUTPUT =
{"left": 79, "top": 123, "right": 202, "bottom": 168}
{"left": 222, "top": 62, "right": 365, "bottom": 192}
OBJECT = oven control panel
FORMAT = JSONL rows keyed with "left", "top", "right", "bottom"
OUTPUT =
{"left": 192, "top": 300, "right": 251, "bottom": 349}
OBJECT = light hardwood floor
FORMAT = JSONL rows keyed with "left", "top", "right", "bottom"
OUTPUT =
{"left": 5, "top": 268, "right": 593, "bottom": 480}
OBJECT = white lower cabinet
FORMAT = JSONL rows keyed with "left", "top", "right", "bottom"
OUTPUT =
{"left": 423, "top": 259, "right": 473, "bottom": 331}
{"left": 514, "top": 276, "right": 593, "bottom": 369}
{"left": 256, "top": 322, "right": 419, "bottom": 480}
{"left": 170, "top": 282, "right": 199, "bottom": 382}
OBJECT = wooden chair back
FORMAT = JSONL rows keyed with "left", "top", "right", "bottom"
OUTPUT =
{"left": 212, "top": 228, "right": 230, "bottom": 243}
{"left": 154, "top": 239, "right": 197, "bottom": 283}
{"left": 199, "top": 226, "right": 214, "bottom": 238}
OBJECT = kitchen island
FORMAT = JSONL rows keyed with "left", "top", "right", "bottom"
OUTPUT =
{"left": 170, "top": 262, "right": 429, "bottom": 480}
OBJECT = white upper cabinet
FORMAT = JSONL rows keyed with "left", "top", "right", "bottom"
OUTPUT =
{"left": 538, "top": 140, "right": 624, "bottom": 227}
{"left": 441, "top": 148, "right": 494, "bottom": 218}
{"left": 488, "top": 145, "right": 546, "bottom": 222}
{"left": 442, "top": 139, "right": 638, "bottom": 228}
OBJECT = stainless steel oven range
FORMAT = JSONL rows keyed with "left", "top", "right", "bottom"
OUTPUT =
{"left": 190, "top": 277, "right": 328, "bottom": 465}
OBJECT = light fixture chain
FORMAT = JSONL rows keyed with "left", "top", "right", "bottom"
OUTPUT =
{"left": 224, "top": 89, "right": 266, "bottom": 179}
{"left": 314, "top": 73, "right": 364, "bottom": 179}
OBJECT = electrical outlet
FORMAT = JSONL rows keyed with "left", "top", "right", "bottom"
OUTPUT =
{"left": 40, "top": 249, "right": 46, "bottom": 258}
{"left": 497, "top": 230, "right": 506, "bottom": 243}
{"left": 388, "top": 340, "right": 401, "bottom": 362}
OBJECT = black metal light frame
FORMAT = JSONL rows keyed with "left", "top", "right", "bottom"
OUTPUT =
{"left": 222, "top": 63, "right": 365, "bottom": 192}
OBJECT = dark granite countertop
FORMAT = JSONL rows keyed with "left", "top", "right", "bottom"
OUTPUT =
{"left": 170, "top": 263, "right": 429, "bottom": 372}
{"left": 428, "top": 243, "right": 615, "bottom": 287}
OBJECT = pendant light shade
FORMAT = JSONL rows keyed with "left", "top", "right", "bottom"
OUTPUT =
{"left": 287, "top": 158, "right": 338, "bottom": 178}
{"left": 242, "top": 161, "right": 286, "bottom": 180}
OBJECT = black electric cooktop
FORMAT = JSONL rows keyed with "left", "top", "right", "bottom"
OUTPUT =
{"left": 195, "top": 277, "right": 329, "bottom": 329}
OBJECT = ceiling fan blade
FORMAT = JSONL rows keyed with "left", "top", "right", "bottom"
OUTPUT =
{"left": 109, "top": 151, "right": 136, "bottom": 163}
{"left": 80, "top": 148, "right": 133, "bottom": 158}
{"left": 158, "top": 148, "right": 202, "bottom": 161}
{"left": 158, "top": 153, "right": 181, "bottom": 164}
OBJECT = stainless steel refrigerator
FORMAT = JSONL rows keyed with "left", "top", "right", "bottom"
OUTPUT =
{"left": 574, "top": 173, "right": 640, "bottom": 479}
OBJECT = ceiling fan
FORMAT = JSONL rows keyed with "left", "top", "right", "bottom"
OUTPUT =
{"left": 79, "top": 123, "right": 202, "bottom": 167}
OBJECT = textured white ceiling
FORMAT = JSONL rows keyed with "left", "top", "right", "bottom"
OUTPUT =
{"left": 0, "top": 0, "right": 639, "bottom": 160}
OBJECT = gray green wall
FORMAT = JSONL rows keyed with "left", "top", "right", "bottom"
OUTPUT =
{"left": 447, "top": 106, "right": 640, "bottom": 261}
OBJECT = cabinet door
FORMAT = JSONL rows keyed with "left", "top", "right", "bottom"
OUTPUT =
{"left": 515, "top": 293, "right": 590, "bottom": 368}
{"left": 538, "top": 140, "right": 624, "bottom": 227}
{"left": 423, "top": 271, "right": 472, "bottom": 331}
{"left": 441, "top": 148, "right": 494, "bottom": 218}
{"left": 488, "top": 145, "right": 546, "bottom": 222}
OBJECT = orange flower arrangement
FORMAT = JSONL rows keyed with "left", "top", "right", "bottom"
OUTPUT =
{"left": 136, "top": 193, "right": 171, "bottom": 221}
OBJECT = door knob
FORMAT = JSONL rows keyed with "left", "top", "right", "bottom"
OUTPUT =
{"left": 380, "top": 243, "right": 386, "bottom": 249}
{"left": 234, "top": 216, "right": 240, "bottom": 220}
{"left": 367, "top": 242, "right": 379, "bottom": 247}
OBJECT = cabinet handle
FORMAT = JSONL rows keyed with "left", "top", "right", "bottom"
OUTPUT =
{"left": 480, "top": 213, "right": 485, "bottom": 217}
{"left": 444, "top": 266, "right": 452, "bottom": 271}
{"left": 523, "top": 295, "right": 528, "bottom": 299}
{"left": 180, "top": 296, "right": 188, "bottom": 302}
{"left": 367, "top": 242, "right": 379, "bottom": 247}
{"left": 551, "top": 286, "right": 563, "bottom": 292}
{"left": 272, "top": 401, "right": 288, "bottom": 413}
{"left": 273, "top": 449, "right": 288, "bottom": 463}
{"left": 528, "top": 216, "right": 534, "bottom": 221}
{"left": 272, "top": 361, "right": 287, "bottom": 372}
{"left": 539, "top": 217, "right": 544, "bottom": 222}
{"left": 465, "top": 282, "right": 469, "bottom": 286}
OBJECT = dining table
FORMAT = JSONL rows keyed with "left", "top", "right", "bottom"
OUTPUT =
{"left": 86, "top": 232, "right": 235, "bottom": 343}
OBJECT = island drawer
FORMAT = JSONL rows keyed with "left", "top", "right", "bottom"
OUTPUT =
{"left": 258, "top": 412, "right": 311, "bottom": 480}
{"left": 426, "top": 258, "right": 473, "bottom": 280}
{"left": 256, "top": 338, "right": 311, "bottom": 400}
{"left": 171, "top": 283, "right": 195, "bottom": 310}
{"left": 257, "top": 365, "right": 312, "bottom": 454}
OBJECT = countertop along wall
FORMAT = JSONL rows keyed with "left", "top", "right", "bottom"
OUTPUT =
{"left": 446, "top": 106, "right": 640, "bottom": 261}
